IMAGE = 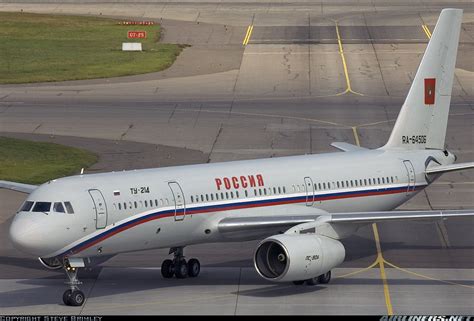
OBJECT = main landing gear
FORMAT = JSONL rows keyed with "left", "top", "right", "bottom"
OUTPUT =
{"left": 161, "top": 247, "right": 201, "bottom": 279}
{"left": 63, "top": 264, "right": 85, "bottom": 306}
{"left": 292, "top": 270, "right": 332, "bottom": 286}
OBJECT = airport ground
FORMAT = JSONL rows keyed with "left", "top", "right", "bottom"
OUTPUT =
{"left": 0, "top": 0, "right": 473, "bottom": 315}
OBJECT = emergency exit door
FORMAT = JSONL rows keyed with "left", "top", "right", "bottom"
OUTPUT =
{"left": 304, "top": 177, "right": 315, "bottom": 206}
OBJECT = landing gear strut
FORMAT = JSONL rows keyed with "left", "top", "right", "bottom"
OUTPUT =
{"left": 63, "top": 265, "right": 85, "bottom": 306}
{"left": 161, "top": 247, "right": 200, "bottom": 279}
{"left": 293, "top": 270, "right": 332, "bottom": 286}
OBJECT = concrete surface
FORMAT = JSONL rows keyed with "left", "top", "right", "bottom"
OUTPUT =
{"left": 0, "top": 0, "right": 473, "bottom": 315}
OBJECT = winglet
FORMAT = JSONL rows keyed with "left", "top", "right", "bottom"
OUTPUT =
{"left": 331, "top": 142, "right": 367, "bottom": 152}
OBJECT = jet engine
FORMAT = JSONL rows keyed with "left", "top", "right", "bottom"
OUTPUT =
{"left": 254, "top": 234, "right": 345, "bottom": 282}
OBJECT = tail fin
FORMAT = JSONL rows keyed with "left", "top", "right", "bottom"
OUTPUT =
{"left": 383, "top": 8, "right": 462, "bottom": 150}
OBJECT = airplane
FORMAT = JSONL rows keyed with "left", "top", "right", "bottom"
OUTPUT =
{"left": 2, "top": 8, "right": 473, "bottom": 307}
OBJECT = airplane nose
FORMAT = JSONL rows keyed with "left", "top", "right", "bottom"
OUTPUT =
{"left": 9, "top": 213, "right": 52, "bottom": 256}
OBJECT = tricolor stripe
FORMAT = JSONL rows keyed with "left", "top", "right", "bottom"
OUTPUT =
{"left": 58, "top": 184, "right": 425, "bottom": 257}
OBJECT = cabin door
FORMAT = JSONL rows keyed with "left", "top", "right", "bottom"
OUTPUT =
{"left": 168, "top": 181, "right": 186, "bottom": 221}
{"left": 403, "top": 160, "right": 416, "bottom": 195}
{"left": 88, "top": 189, "right": 108, "bottom": 229}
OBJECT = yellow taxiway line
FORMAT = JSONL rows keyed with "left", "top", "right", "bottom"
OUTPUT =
{"left": 243, "top": 25, "right": 254, "bottom": 46}
{"left": 351, "top": 126, "right": 393, "bottom": 315}
{"left": 334, "top": 21, "right": 363, "bottom": 96}
{"left": 372, "top": 223, "right": 394, "bottom": 315}
{"left": 422, "top": 24, "right": 432, "bottom": 39}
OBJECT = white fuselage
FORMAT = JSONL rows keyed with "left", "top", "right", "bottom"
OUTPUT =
{"left": 9, "top": 148, "right": 455, "bottom": 260}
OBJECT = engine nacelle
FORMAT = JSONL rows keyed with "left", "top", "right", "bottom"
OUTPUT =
{"left": 254, "top": 234, "right": 345, "bottom": 282}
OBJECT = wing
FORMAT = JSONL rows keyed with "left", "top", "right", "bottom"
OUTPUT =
{"left": 330, "top": 142, "right": 367, "bottom": 152}
{"left": 0, "top": 180, "right": 38, "bottom": 194}
{"left": 218, "top": 209, "right": 474, "bottom": 239}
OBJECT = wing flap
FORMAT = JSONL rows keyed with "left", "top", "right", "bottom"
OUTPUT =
{"left": 0, "top": 180, "right": 38, "bottom": 194}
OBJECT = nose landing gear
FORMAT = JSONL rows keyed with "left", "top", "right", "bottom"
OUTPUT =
{"left": 63, "top": 265, "right": 85, "bottom": 306}
{"left": 161, "top": 247, "right": 201, "bottom": 279}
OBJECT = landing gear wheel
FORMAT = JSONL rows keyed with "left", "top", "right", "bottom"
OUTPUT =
{"left": 175, "top": 260, "right": 188, "bottom": 279}
{"left": 161, "top": 259, "right": 174, "bottom": 278}
{"left": 306, "top": 277, "right": 318, "bottom": 286}
{"left": 68, "top": 290, "right": 85, "bottom": 306}
{"left": 187, "top": 258, "right": 200, "bottom": 277}
{"left": 292, "top": 280, "right": 305, "bottom": 285}
{"left": 62, "top": 289, "right": 72, "bottom": 306}
{"left": 317, "top": 271, "right": 331, "bottom": 284}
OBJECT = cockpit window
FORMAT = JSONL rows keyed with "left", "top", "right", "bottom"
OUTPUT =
{"left": 64, "top": 201, "right": 74, "bottom": 214}
{"left": 53, "top": 202, "right": 65, "bottom": 213}
{"left": 20, "top": 201, "right": 34, "bottom": 212}
{"left": 32, "top": 202, "right": 51, "bottom": 212}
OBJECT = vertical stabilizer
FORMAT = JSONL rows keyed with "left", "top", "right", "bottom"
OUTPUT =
{"left": 383, "top": 9, "right": 462, "bottom": 150}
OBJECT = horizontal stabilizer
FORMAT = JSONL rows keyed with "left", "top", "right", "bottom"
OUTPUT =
{"left": 426, "top": 162, "right": 474, "bottom": 174}
{"left": 331, "top": 142, "right": 367, "bottom": 152}
{"left": 0, "top": 180, "right": 37, "bottom": 194}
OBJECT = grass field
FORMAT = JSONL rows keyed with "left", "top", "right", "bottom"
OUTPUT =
{"left": 0, "top": 137, "right": 98, "bottom": 184}
{"left": 0, "top": 12, "right": 184, "bottom": 83}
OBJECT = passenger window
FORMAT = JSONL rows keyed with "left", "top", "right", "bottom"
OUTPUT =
{"left": 226, "top": 192, "right": 229, "bottom": 199}
{"left": 245, "top": 190, "right": 248, "bottom": 197}
{"left": 206, "top": 194, "right": 209, "bottom": 201}
{"left": 145, "top": 200, "right": 148, "bottom": 207}
{"left": 283, "top": 186, "right": 286, "bottom": 193}
{"left": 124, "top": 202, "right": 127, "bottom": 210}
{"left": 134, "top": 201, "right": 137, "bottom": 208}
{"left": 211, "top": 194, "right": 214, "bottom": 201}
{"left": 236, "top": 191, "right": 239, "bottom": 198}
{"left": 278, "top": 187, "right": 282, "bottom": 194}
{"left": 64, "top": 202, "right": 75, "bottom": 214}
{"left": 155, "top": 200, "right": 158, "bottom": 206}
{"left": 53, "top": 202, "right": 65, "bottom": 213}
{"left": 20, "top": 201, "right": 34, "bottom": 212}
{"left": 216, "top": 193, "right": 219, "bottom": 201}
{"left": 118, "top": 203, "right": 122, "bottom": 210}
